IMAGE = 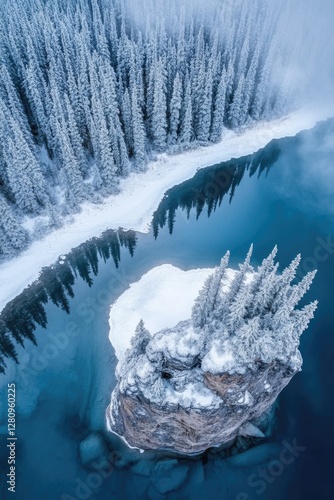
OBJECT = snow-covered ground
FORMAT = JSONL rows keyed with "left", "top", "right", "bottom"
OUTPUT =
{"left": 0, "top": 105, "right": 333, "bottom": 313}
{"left": 109, "top": 264, "right": 214, "bottom": 363}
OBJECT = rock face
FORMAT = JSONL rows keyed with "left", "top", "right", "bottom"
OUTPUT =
{"left": 106, "top": 246, "right": 317, "bottom": 454}
{"left": 107, "top": 354, "right": 298, "bottom": 454}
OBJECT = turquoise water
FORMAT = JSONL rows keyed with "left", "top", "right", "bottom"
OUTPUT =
{"left": 1, "top": 119, "right": 334, "bottom": 499}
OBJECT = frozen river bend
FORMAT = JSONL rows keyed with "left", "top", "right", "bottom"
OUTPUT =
{"left": 107, "top": 247, "right": 317, "bottom": 454}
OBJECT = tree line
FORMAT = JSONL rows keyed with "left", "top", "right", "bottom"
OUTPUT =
{"left": 0, "top": 0, "right": 301, "bottom": 258}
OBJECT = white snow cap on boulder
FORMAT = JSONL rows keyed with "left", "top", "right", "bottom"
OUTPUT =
{"left": 107, "top": 246, "right": 318, "bottom": 453}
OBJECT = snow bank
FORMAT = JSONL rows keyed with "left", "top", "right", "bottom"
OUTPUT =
{"left": 0, "top": 105, "right": 333, "bottom": 313}
{"left": 109, "top": 264, "right": 214, "bottom": 362}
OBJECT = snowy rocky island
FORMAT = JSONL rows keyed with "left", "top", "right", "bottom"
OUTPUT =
{"left": 107, "top": 246, "right": 317, "bottom": 454}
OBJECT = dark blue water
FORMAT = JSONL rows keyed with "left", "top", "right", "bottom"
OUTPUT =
{"left": 1, "top": 119, "right": 334, "bottom": 499}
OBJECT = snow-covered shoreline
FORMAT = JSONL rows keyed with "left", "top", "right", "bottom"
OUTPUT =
{"left": 0, "top": 105, "right": 333, "bottom": 314}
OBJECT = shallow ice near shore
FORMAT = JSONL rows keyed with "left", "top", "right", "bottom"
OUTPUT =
{"left": 0, "top": 104, "right": 333, "bottom": 314}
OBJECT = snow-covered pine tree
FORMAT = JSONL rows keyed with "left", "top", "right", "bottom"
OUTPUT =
{"left": 288, "top": 270, "right": 317, "bottom": 311}
{"left": 197, "top": 68, "right": 213, "bottom": 142}
{"left": 238, "top": 316, "right": 261, "bottom": 348}
{"left": 98, "top": 59, "right": 130, "bottom": 176}
{"left": 24, "top": 62, "right": 50, "bottom": 145}
{"left": 192, "top": 274, "right": 215, "bottom": 332}
{"left": 122, "top": 319, "right": 151, "bottom": 373}
{"left": 0, "top": 65, "right": 34, "bottom": 151}
{"left": 62, "top": 30, "right": 85, "bottom": 135}
{"left": 178, "top": 78, "right": 193, "bottom": 146}
{"left": 145, "top": 53, "right": 157, "bottom": 128}
{"left": 239, "top": 38, "right": 261, "bottom": 125}
{"left": 168, "top": 72, "right": 182, "bottom": 146}
{"left": 4, "top": 136, "right": 45, "bottom": 213}
{"left": 64, "top": 95, "right": 87, "bottom": 178}
{"left": 57, "top": 123, "right": 87, "bottom": 206}
{"left": 226, "top": 281, "right": 251, "bottom": 333}
{"left": 131, "top": 83, "right": 147, "bottom": 168}
{"left": 226, "top": 244, "right": 253, "bottom": 305}
{"left": 91, "top": 90, "right": 118, "bottom": 193}
{"left": 210, "top": 68, "right": 227, "bottom": 143}
{"left": 151, "top": 59, "right": 168, "bottom": 152}
{"left": 248, "top": 245, "right": 278, "bottom": 302}
{"left": 192, "top": 251, "right": 230, "bottom": 330}
{"left": 291, "top": 301, "right": 318, "bottom": 337}
{"left": 270, "top": 254, "right": 301, "bottom": 313}
{"left": 250, "top": 41, "right": 275, "bottom": 121}
{"left": 248, "top": 262, "right": 279, "bottom": 318}
{"left": 0, "top": 196, "right": 28, "bottom": 256}
{"left": 131, "top": 319, "right": 151, "bottom": 355}
{"left": 228, "top": 75, "right": 245, "bottom": 129}
{"left": 121, "top": 88, "right": 133, "bottom": 156}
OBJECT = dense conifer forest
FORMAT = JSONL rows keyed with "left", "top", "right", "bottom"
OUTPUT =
{"left": 0, "top": 0, "right": 308, "bottom": 259}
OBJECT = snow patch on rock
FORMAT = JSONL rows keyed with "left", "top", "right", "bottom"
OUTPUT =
{"left": 109, "top": 264, "right": 215, "bottom": 365}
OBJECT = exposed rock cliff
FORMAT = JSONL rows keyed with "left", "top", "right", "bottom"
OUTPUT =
{"left": 107, "top": 246, "right": 317, "bottom": 454}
